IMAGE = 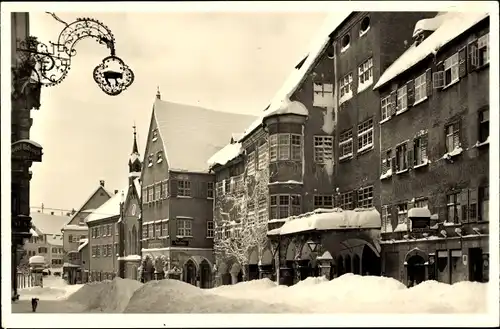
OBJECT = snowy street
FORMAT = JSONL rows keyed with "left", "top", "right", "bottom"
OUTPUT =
{"left": 12, "top": 274, "right": 489, "bottom": 313}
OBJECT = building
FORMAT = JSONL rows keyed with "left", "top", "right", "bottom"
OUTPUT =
{"left": 20, "top": 211, "right": 69, "bottom": 272}
{"left": 373, "top": 12, "right": 490, "bottom": 285}
{"left": 86, "top": 187, "right": 127, "bottom": 282}
{"left": 11, "top": 12, "right": 43, "bottom": 298}
{"left": 209, "top": 11, "right": 436, "bottom": 286}
{"left": 61, "top": 181, "right": 114, "bottom": 284}
{"left": 139, "top": 90, "right": 255, "bottom": 287}
{"left": 118, "top": 127, "right": 143, "bottom": 280}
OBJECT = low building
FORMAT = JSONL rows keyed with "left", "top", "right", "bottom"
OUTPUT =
{"left": 373, "top": 12, "right": 490, "bottom": 285}
{"left": 21, "top": 211, "right": 69, "bottom": 272}
{"left": 61, "top": 181, "right": 114, "bottom": 284}
{"left": 139, "top": 89, "right": 255, "bottom": 287}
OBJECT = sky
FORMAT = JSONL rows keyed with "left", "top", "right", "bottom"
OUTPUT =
{"left": 27, "top": 10, "right": 328, "bottom": 211}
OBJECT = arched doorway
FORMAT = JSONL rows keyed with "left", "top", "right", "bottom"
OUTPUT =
{"left": 337, "top": 255, "right": 345, "bottom": 277}
{"left": 353, "top": 254, "right": 361, "bottom": 274}
{"left": 183, "top": 259, "right": 197, "bottom": 286}
{"left": 298, "top": 243, "right": 317, "bottom": 280}
{"left": 407, "top": 255, "right": 426, "bottom": 286}
{"left": 344, "top": 254, "right": 352, "bottom": 273}
{"left": 260, "top": 248, "right": 274, "bottom": 280}
{"left": 199, "top": 259, "right": 212, "bottom": 288}
{"left": 361, "top": 245, "right": 381, "bottom": 276}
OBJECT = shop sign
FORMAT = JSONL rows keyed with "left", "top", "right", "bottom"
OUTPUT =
{"left": 12, "top": 140, "right": 42, "bottom": 162}
{"left": 172, "top": 239, "right": 189, "bottom": 247}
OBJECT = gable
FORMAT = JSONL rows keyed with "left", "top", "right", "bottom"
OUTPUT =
{"left": 67, "top": 186, "right": 113, "bottom": 226}
{"left": 141, "top": 106, "right": 169, "bottom": 184}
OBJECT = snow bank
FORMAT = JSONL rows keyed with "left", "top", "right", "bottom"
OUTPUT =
{"left": 18, "top": 276, "right": 83, "bottom": 301}
{"left": 374, "top": 12, "right": 489, "bottom": 90}
{"left": 275, "top": 208, "right": 381, "bottom": 235}
{"left": 124, "top": 279, "right": 301, "bottom": 313}
{"left": 67, "top": 278, "right": 142, "bottom": 312}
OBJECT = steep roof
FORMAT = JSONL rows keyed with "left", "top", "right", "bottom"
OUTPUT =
{"left": 374, "top": 11, "right": 489, "bottom": 90}
{"left": 86, "top": 186, "right": 128, "bottom": 223}
{"left": 46, "top": 234, "right": 64, "bottom": 246}
{"left": 30, "top": 212, "right": 70, "bottom": 235}
{"left": 65, "top": 185, "right": 114, "bottom": 226}
{"left": 153, "top": 98, "right": 256, "bottom": 173}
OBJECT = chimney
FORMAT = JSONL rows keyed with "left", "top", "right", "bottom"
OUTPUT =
{"left": 51, "top": 211, "right": 54, "bottom": 215}
{"left": 100, "top": 180, "right": 105, "bottom": 187}
{"left": 114, "top": 189, "right": 119, "bottom": 194}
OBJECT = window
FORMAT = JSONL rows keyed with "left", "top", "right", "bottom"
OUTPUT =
{"left": 178, "top": 180, "right": 191, "bottom": 197}
{"left": 38, "top": 247, "right": 47, "bottom": 253}
{"left": 52, "top": 247, "right": 58, "bottom": 254}
{"left": 445, "top": 122, "right": 460, "bottom": 152}
{"left": 339, "top": 129, "right": 353, "bottom": 160}
{"left": 163, "top": 180, "right": 169, "bottom": 199}
{"left": 152, "top": 129, "right": 158, "bottom": 141}
{"left": 313, "top": 83, "right": 334, "bottom": 107}
{"left": 148, "top": 186, "right": 153, "bottom": 203}
{"left": 207, "top": 221, "right": 214, "bottom": 238}
{"left": 216, "top": 181, "right": 224, "bottom": 197}
{"left": 157, "top": 151, "right": 163, "bottom": 163}
{"left": 380, "top": 95, "right": 391, "bottom": 122}
{"left": 148, "top": 224, "right": 154, "bottom": 238}
{"left": 291, "top": 134, "right": 302, "bottom": 161}
{"left": 471, "top": 33, "right": 490, "bottom": 67}
{"left": 247, "top": 151, "right": 256, "bottom": 176}
{"left": 414, "top": 133, "right": 428, "bottom": 166}
{"left": 177, "top": 219, "right": 192, "bottom": 237}
{"left": 148, "top": 154, "right": 153, "bottom": 167}
{"left": 257, "top": 142, "right": 268, "bottom": 170}
{"left": 114, "top": 242, "right": 118, "bottom": 255}
{"left": 341, "top": 34, "right": 350, "bottom": 50}
{"left": 447, "top": 192, "right": 461, "bottom": 223}
{"left": 358, "top": 186, "right": 373, "bottom": 208}
{"left": 396, "top": 142, "right": 408, "bottom": 172}
{"left": 142, "top": 224, "right": 148, "bottom": 239}
{"left": 397, "top": 203, "right": 408, "bottom": 227}
{"left": 68, "top": 234, "right": 74, "bottom": 243}
{"left": 155, "top": 182, "right": 161, "bottom": 201}
{"left": 445, "top": 53, "right": 459, "bottom": 85}
{"left": 224, "top": 179, "right": 231, "bottom": 195}
{"left": 155, "top": 223, "right": 161, "bottom": 237}
{"left": 360, "top": 16, "right": 370, "bottom": 35}
{"left": 479, "top": 108, "right": 489, "bottom": 143}
{"left": 358, "top": 57, "right": 373, "bottom": 87}
{"left": 257, "top": 198, "right": 267, "bottom": 222}
{"left": 270, "top": 194, "right": 301, "bottom": 219}
{"left": 396, "top": 85, "right": 407, "bottom": 113}
{"left": 340, "top": 191, "right": 354, "bottom": 210}
{"left": 92, "top": 246, "right": 96, "bottom": 257}
{"left": 414, "top": 73, "right": 427, "bottom": 103}
{"left": 161, "top": 221, "right": 168, "bottom": 237}
{"left": 357, "top": 118, "right": 373, "bottom": 153}
{"left": 142, "top": 188, "right": 147, "bottom": 203}
{"left": 278, "top": 134, "right": 290, "bottom": 160}
{"left": 415, "top": 198, "right": 429, "bottom": 209}
{"left": 381, "top": 206, "right": 392, "bottom": 233}
{"left": 207, "top": 182, "right": 214, "bottom": 199}
{"left": 381, "top": 149, "right": 392, "bottom": 176}
{"left": 269, "top": 134, "right": 278, "bottom": 162}
{"left": 115, "top": 223, "right": 119, "bottom": 235}
{"left": 339, "top": 73, "right": 353, "bottom": 102}
{"left": 314, "top": 136, "right": 333, "bottom": 164}
{"left": 314, "top": 195, "right": 334, "bottom": 209}
{"left": 96, "top": 245, "right": 101, "bottom": 258}
{"left": 108, "top": 244, "right": 112, "bottom": 257}
{"left": 478, "top": 186, "right": 489, "bottom": 222}
{"left": 103, "top": 245, "right": 108, "bottom": 257}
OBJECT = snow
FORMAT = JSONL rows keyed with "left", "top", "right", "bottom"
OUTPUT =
{"left": 207, "top": 142, "right": 243, "bottom": 168}
{"left": 62, "top": 224, "right": 88, "bottom": 231}
{"left": 474, "top": 136, "right": 490, "bottom": 147}
{"left": 29, "top": 255, "right": 45, "bottom": 264}
{"left": 118, "top": 255, "right": 141, "bottom": 261}
{"left": 268, "top": 180, "right": 303, "bottom": 185}
{"left": 18, "top": 276, "right": 83, "bottom": 301}
{"left": 357, "top": 78, "right": 372, "bottom": 94}
{"left": 374, "top": 12, "right": 489, "bottom": 90}
{"left": 380, "top": 168, "right": 393, "bottom": 180}
{"left": 272, "top": 208, "right": 381, "bottom": 236}
{"left": 408, "top": 207, "right": 431, "bottom": 218}
{"left": 339, "top": 89, "right": 353, "bottom": 104}
{"left": 86, "top": 186, "right": 128, "bottom": 223}
{"left": 443, "top": 146, "right": 463, "bottom": 160}
{"left": 263, "top": 99, "right": 309, "bottom": 120}
{"left": 340, "top": 43, "right": 350, "bottom": 53}
{"left": 413, "top": 14, "right": 448, "bottom": 38}
{"left": 12, "top": 138, "right": 42, "bottom": 148}
{"left": 29, "top": 228, "right": 38, "bottom": 237}
{"left": 443, "top": 221, "right": 459, "bottom": 226}
{"left": 394, "top": 222, "right": 409, "bottom": 232}
{"left": 77, "top": 239, "right": 88, "bottom": 252}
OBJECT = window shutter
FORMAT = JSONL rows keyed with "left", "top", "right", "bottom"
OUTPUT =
{"left": 406, "top": 141, "right": 414, "bottom": 169}
{"left": 468, "top": 40, "right": 479, "bottom": 71}
{"left": 391, "top": 154, "right": 397, "bottom": 173}
{"left": 169, "top": 179, "right": 178, "bottom": 197}
{"left": 432, "top": 62, "right": 445, "bottom": 89}
{"left": 458, "top": 46, "right": 467, "bottom": 78}
{"left": 407, "top": 80, "right": 415, "bottom": 106}
{"left": 468, "top": 188, "right": 478, "bottom": 222}
{"left": 352, "top": 190, "right": 358, "bottom": 209}
{"left": 460, "top": 189, "right": 469, "bottom": 223}
{"left": 425, "top": 68, "right": 433, "bottom": 97}
{"left": 421, "top": 134, "right": 428, "bottom": 160}
{"left": 390, "top": 90, "right": 397, "bottom": 116}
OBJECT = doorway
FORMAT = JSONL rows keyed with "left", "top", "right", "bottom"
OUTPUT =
{"left": 468, "top": 248, "right": 483, "bottom": 282}
{"left": 184, "top": 259, "right": 197, "bottom": 286}
{"left": 361, "top": 245, "right": 381, "bottom": 276}
{"left": 407, "top": 255, "right": 426, "bottom": 286}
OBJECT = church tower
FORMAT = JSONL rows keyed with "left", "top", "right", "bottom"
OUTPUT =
{"left": 128, "top": 123, "right": 142, "bottom": 187}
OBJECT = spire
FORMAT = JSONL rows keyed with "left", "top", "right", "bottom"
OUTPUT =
{"left": 132, "top": 122, "right": 139, "bottom": 154}
{"left": 156, "top": 86, "right": 161, "bottom": 100}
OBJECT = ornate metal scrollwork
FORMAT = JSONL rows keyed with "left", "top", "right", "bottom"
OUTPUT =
{"left": 15, "top": 15, "right": 134, "bottom": 96}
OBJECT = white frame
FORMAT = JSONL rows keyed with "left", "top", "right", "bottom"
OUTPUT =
{"left": 206, "top": 221, "right": 214, "bottom": 238}
{"left": 339, "top": 73, "right": 353, "bottom": 98}
{"left": 396, "top": 142, "right": 408, "bottom": 172}
{"left": 478, "top": 33, "right": 489, "bottom": 65}
{"left": 148, "top": 185, "right": 154, "bottom": 202}
{"left": 207, "top": 181, "right": 214, "bottom": 199}
{"left": 381, "top": 149, "right": 392, "bottom": 175}
{"left": 155, "top": 182, "right": 161, "bottom": 201}
{"left": 397, "top": 203, "right": 408, "bottom": 225}
{"left": 445, "top": 122, "right": 460, "bottom": 152}
{"left": 339, "top": 129, "right": 353, "bottom": 160}
{"left": 446, "top": 192, "right": 460, "bottom": 223}
{"left": 314, "top": 194, "right": 334, "bottom": 209}
{"left": 340, "top": 191, "right": 353, "bottom": 210}
{"left": 381, "top": 205, "right": 391, "bottom": 233}
{"left": 357, "top": 118, "right": 374, "bottom": 152}
{"left": 278, "top": 134, "right": 291, "bottom": 160}
{"left": 357, "top": 186, "right": 374, "bottom": 208}
{"left": 156, "top": 151, "right": 163, "bottom": 163}
{"left": 291, "top": 134, "right": 302, "bottom": 161}
{"left": 246, "top": 151, "right": 256, "bottom": 176}
{"left": 313, "top": 136, "right": 334, "bottom": 164}
{"left": 257, "top": 198, "right": 268, "bottom": 222}
{"left": 178, "top": 180, "right": 191, "bottom": 197}
{"left": 257, "top": 142, "right": 268, "bottom": 170}
{"left": 444, "top": 53, "right": 459, "bottom": 86}
{"left": 155, "top": 222, "right": 161, "bottom": 237}
{"left": 479, "top": 108, "right": 489, "bottom": 142}
{"left": 269, "top": 134, "right": 278, "bottom": 162}
{"left": 396, "top": 85, "right": 408, "bottom": 113}
{"left": 414, "top": 73, "right": 427, "bottom": 102}
{"left": 380, "top": 95, "right": 391, "bottom": 122}
{"left": 414, "top": 134, "right": 428, "bottom": 165}
{"left": 177, "top": 218, "right": 193, "bottom": 237}
{"left": 161, "top": 221, "right": 169, "bottom": 237}
{"left": 358, "top": 57, "right": 373, "bottom": 85}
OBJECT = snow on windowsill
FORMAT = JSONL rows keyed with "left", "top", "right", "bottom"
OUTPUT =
{"left": 339, "top": 154, "right": 353, "bottom": 162}
{"left": 413, "top": 96, "right": 428, "bottom": 106}
{"left": 382, "top": 224, "right": 393, "bottom": 234}
{"left": 359, "top": 26, "right": 370, "bottom": 38}
{"left": 414, "top": 158, "right": 430, "bottom": 169}
{"left": 339, "top": 92, "right": 353, "bottom": 105}
{"left": 357, "top": 79, "right": 373, "bottom": 94}
{"left": 152, "top": 137, "right": 158, "bottom": 142}
{"left": 394, "top": 223, "right": 408, "bottom": 232}
{"left": 148, "top": 163, "right": 153, "bottom": 167}
{"left": 474, "top": 137, "right": 489, "bottom": 148}
{"left": 395, "top": 108, "right": 408, "bottom": 116}
{"left": 177, "top": 195, "right": 192, "bottom": 199}
{"left": 268, "top": 180, "right": 303, "bottom": 186}
{"left": 357, "top": 144, "right": 373, "bottom": 155}
{"left": 442, "top": 146, "right": 463, "bottom": 160}
{"left": 442, "top": 78, "right": 460, "bottom": 90}
{"left": 443, "top": 221, "right": 460, "bottom": 227}
{"left": 380, "top": 117, "right": 391, "bottom": 125}
{"left": 268, "top": 218, "right": 286, "bottom": 224}
{"left": 340, "top": 43, "right": 350, "bottom": 53}
{"left": 176, "top": 235, "right": 193, "bottom": 239}
{"left": 117, "top": 254, "right": 142, "bottom": 261}
{"left": 157, "top": 159, "right": 163, "bottom": 164}
{"left": 396, "top": 168, "right": 409, "bottom": 175}
{"left": 380, "top": 169, "right": 393, "bottom": 180}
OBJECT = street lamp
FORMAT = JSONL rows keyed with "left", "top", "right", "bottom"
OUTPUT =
{"left": 14, "top": 13, "right": 134, "bottom": 98}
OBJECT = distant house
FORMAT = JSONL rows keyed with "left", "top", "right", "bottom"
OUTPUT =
{"left": 139, "top": 89, "right": 256, "bottom": 287}
{"left": 61, "top": 181, "right": 114, "bottom": 284}
{"left": 21, "top": 212, "right": 69, "bottom": 272}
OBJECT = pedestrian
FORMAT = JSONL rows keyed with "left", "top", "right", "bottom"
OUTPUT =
{"left": 31, "top": 298, "right": 39, "bottom": 312}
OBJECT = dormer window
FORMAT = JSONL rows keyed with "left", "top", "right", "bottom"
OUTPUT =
{"left": 157, "top": 151, "right": 163, "bottom": 163}
{"left": 360, "top": 16, "right": 370, "bottom": 37}
{"left": 148, "top": 154, "right": 153, "bottom": 167}
{"left": 152, "top": 129, "right": 158, "bottom": 142}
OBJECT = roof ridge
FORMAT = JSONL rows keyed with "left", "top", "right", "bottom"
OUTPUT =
{"left": 154, "top": 98, "right": 257, "bottom": 118}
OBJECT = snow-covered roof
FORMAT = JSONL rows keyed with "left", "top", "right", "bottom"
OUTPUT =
{"left": 29, "top": 228, "right": 39, "bottom": 237}
{"left": 153, "top": 98, "right": 256, "bottom": 173}
{"left": 47, "top": 234, "right": 63, "bottom": 246}
{"left": 408, "top": 207, "right": 431, "bottom": 218}
{"left": 86, "top": 186, "right": 128, "bottom": 223}
{"left": 207, "top": 142, "right": 243, "bottom": 168}
{"left": 62, "top": 224, "right": 88, "bottom": 231}
{"left": 29, "top": 255, "right": 45, "bottom": 264}
{"left": 78, "top": 239, "right": 89, "bottom": 252}
{"left": 66, "top": 185, "right": 114, "bottom": 224}
{"left": 270, "top": 208, "right": 381, "bottom": 236}
{"left": 374, "top": 11, "right": 489, "bottom": 90}
{"left": 30, "top": 212, "right": 70, "bottom": 235}
{"left": 412, "top": 13, "right": 449, "bottom": 38}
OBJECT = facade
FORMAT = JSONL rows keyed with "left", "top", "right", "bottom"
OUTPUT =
{"left": 21, "top": 212, "right": 69, "bottom": 271}
{"left": 138, "top": 90, "right": 255, "bottom": 287}
{"left": 86, "top": 188, "right": 126, "bottom": 282}
{"left": 374, "top": 12, "right": 490, "bottom": 285}
{"left": 11, "top": 12, "right": 43, "bottom": 297}
{"left": 209, "top": 11, "right": 438, "bottom": 286}
{"left": 61, "top": 181, "right": 113, "bottom": 284}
